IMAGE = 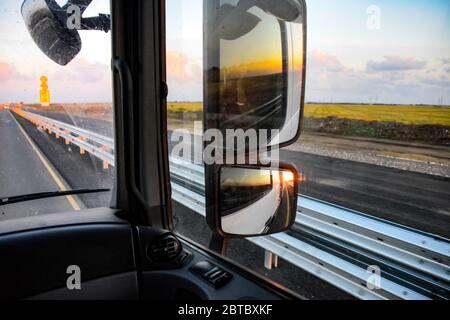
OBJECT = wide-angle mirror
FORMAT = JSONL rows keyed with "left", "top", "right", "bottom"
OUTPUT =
{"left": 218, "top": 165, "right": 298, "bottom": 237}
{"left": 204, "top": 0, "right": 306, "bottom": 151}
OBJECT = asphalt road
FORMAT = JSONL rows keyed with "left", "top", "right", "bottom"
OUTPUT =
{"left": 4, "top": 109, "right": 353, "bottom": 298}
{"left": 12, "top": 111, "right": 114, "bottom": 209}
{"left": 4, "top": 108, "right": 449, "bottom": 298}
{"left": 0, "top": 110, "right": 75, "bottom": 220}
{"left": 13, "top": 108, "right": 450, "bottom": 237}
{"left": 282, "top": 149, "right": 450, "bottom": 238}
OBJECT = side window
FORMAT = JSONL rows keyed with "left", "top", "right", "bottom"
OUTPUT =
{"left": 166, "top": 0, "right": 450, "bottom": 299}
{"left": 0, "top": 0, "right": 113, "bottom": 220}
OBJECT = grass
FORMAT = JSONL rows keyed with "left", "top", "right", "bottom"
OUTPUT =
{"left": 167, "top": 102, "right": 450, "bottom": 126}
{"left": 167, "top": 102, "right": 202, "bottom": 113}
{"left": 305, "top": 104, "right": 450, "bottom": 126}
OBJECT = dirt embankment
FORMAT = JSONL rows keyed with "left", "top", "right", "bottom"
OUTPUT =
{"left": 303, "top": 117, "right": 450, "bottom": 146}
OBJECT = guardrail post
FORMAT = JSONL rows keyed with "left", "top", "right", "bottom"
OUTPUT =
{"left": 64, "top": 130, "right": 70, "bottom": 145}
{"left": 100, "top": 145, "right": 110, "bottom": 169}
{"left": 79, "top": 135, "right": 86, "bottom": 155}
{"left": 264, "top": 251, "right": 279, "bottom": 270}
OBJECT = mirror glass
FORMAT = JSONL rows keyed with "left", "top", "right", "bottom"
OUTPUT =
{"left": 205, "top": 0, "right": 305, "bottom": 149}
{"left": 219, "top": 166, "right": 297, "bottom": 236}
{"left": 22, "top": 0, "right": 82, "bottom": 65}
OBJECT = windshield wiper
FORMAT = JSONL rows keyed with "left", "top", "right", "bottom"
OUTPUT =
{"left": 0, "top": 189, "right": 111, "bottom": 206}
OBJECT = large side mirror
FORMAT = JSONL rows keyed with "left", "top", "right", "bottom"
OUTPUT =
{"left": 204, "top": 0, "right": 306, "bottom": 150}
{"left": 204, "top": 0, "right": 306, "bottom": 240}
{"left": 207, "top": 164, "right": 298, "bottom": 237}
{"left": 21, "top": 0, "right": 110, "bottom": 66}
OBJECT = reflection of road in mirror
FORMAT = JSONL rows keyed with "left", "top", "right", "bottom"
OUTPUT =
{"left": 220, "top": 167, "right": 295, "bottom": 236}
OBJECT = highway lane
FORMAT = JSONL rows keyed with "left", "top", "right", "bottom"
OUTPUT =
{"left": 10, "top": 109, "right": 352, "bottom": 299}
{"left": 12, "top": 112, "right": 114, "bottom": 209}
{"left": 0, "top": 110, "right": 76, "bottom": 220}
{"left": 15, "top": 109, "right": 450, "bottom": 238}
{"left": 282, "top": 150, "right": 450, "bottom": 238}
{"left": 6, "top": 108, "right": 449, "bottom": 299}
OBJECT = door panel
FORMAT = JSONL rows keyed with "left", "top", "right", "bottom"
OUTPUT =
{"left": 0, "top": 209, "right": 137, "bottom": 299}
{"left": 29, "top": 272, "right": 138, "bottom": 300}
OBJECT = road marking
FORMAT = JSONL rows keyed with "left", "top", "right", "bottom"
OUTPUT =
{"left": 10, "top": 112, "right": 81, "bottom": 211}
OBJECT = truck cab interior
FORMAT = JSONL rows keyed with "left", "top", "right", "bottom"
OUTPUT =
{"left": 0, "top": 0, "right": 306, "bottom": 300}
{"left": 1, "top": 0, "right": 449, "bottom": 303}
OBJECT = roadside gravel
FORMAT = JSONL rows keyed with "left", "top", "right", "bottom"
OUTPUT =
{"left": 286, "top": 133, "right": 450, "bottom": 178}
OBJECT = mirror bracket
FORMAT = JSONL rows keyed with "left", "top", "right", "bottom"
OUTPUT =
{"left": 79, "top": 14, "right": 111, "bottom": 32}
{"left": 208, "top": 233, "right": 230, "bottom": 255}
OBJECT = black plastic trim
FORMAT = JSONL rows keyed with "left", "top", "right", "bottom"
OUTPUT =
{"left": 0, "top": 223, "right": 135, "bottom": 299}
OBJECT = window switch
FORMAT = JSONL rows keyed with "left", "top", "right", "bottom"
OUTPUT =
{"left": 190, "top": 261, "right": 233, "bottom": 289}
{"left": 210, "top": 272, "right": 232, "bottom": 288}
{"left": 190, "top": 261, "right": 216, "bottom": 275}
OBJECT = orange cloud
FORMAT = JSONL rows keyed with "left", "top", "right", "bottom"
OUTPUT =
{"left": 166, "top": 51, "right": 201, "bottom": 83}
{"left": 309, "top": 50, "right": 345, "bottom": 72}
{"left": 0, "top": 63, "right": 13, "bottom": 82}
{"left": 52, "top": 58, "right": 110, "bottom": 84}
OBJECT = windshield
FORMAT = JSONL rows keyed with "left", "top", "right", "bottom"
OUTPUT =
{"left": 0, "top": 0, "right": 113, "bottom": 219}
{"left": 166, "top": 0, "right": 450, "bottom": 299}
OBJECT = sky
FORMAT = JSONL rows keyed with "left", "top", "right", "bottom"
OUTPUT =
{"left": 0, "top": 0, "right": 449, "bottom": 105}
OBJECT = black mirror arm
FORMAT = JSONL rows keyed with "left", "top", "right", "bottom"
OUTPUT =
{"left": 80, "top": 14, "right": 111, "bottom": 32}
{"left": 61, "top": 0, "right": 110, "bottom": 32}
{"left": 209, "top": 233, "right": 230, "bottom": 256}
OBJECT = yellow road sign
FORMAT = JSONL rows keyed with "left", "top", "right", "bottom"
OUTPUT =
{"left": 40, "top": 76, "right": 50, "bottom": 106}
{"left": 40, "top": 90, "right": 50, "bottom": 106}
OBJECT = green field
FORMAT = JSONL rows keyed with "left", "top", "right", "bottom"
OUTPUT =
{"left": 167, "top": 102, "right": 450, "bottom": 126}
{"left": 167, "top": 102, "right": 202, "bottom": 113}
{"left": 305, "top": 104, "right": 450, "bottom": 126}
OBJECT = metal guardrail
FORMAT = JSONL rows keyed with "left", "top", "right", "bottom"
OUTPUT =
{"left": 14, "top": 109, "right": 114, "bottom": 168}
{"left": 29, "top": 112, "right": 115, "bottom": 149}
{"left": 169, "top": 157, "right": 450, "bottom": 300}
{"left": 12, "top": 108, "right": 450, "bottom": 300}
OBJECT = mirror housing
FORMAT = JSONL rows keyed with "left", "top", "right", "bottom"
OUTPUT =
{"left": 207, "top": 163, "right": 298, "bottom": 238}
{"left": 204, "top": 0, "right": 306, "bottom": 241}
{"left": 256, "top": 0, "right": 304, "bottom": 22}
{"left": 204, "top": 0, "right": 306, "bottom": 152}
{"left": 21, "top": 0, "right": 110, "bottom": 66}
{"left": 22, "top": 0, "right": 81, "bottom": 65}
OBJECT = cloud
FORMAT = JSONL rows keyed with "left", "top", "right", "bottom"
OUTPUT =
{"left": 419, "top": 74, "right": 450, "bottom": 87}
{"left": 166, "top": 51, "right": 201, "bottom": 83}
{"left": 0, "top": 62, "right": 32, "bottom": 82}
{"left": 308, "top": 50, "right": 345, "bottom": 73}
{"left": 366, "top": 56, "right": 426, "bottom": 72}
{"left": 164, "top": 51, "right": 203, "bottom": 101}
{"left": 0, "top": 62, "right": 13, "bottom": 81}
{"left": 305, "top": 50, "right": 448, "bottom": 104}
{"left": 52, "top": 58, "right": 110, "bottom": 84}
